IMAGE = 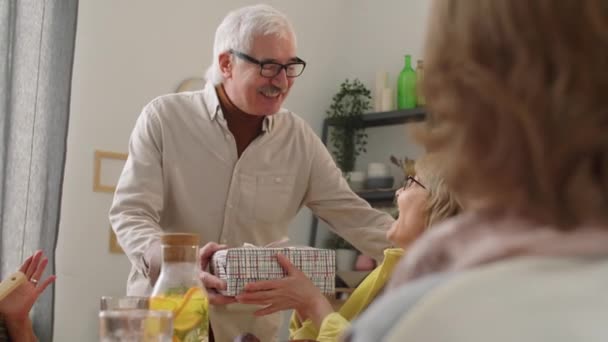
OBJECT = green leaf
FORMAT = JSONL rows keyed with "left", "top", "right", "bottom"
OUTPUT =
{"left": 326, "top": 78, "right": 371, "bottom": 172}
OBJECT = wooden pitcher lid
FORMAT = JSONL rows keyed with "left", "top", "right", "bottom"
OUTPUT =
{"left": 161, "top": 233, "right": 199, "bottom": 246}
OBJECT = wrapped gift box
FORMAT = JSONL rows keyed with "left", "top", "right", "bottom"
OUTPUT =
{"left": 210, "top": 247, "right": 335, "bottom": 296}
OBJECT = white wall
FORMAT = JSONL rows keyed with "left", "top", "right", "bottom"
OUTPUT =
{"left": 55, "top": 1, "right": 429, "bottom": 340}
{"left": 347, "top": 0, "right": 430, "bottom": 176}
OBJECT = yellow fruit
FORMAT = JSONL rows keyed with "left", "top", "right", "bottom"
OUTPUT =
{"left": 149, "top": 296, "right": 179, "bottom": 313}
{"left": 174, "top": 287, "right": 204, "bottom": 316}
{"left": 174, "top": 290, "right": 207, "bottom": 333}
{"left": 182, "top": 329, "right": 202, "bottom": 342}
{"left": 151, "top": 288, "right": 209, "bottom": 339}
{"left": 173, "top": 309, "right": 203, "bottom": 333}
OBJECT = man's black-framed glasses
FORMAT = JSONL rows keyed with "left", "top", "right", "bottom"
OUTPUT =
{"left": 229, "top": 49, "right": 306, "bottom": 78}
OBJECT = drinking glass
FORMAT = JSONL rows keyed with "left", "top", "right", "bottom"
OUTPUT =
{"left": 100, "top": 296, "right": 149, "bottom": 311}
{"left": 99, "top": 309, "right": 172, "bottom": 342}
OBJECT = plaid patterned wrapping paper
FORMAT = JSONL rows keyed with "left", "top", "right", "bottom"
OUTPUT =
{"left": 210, "top": 247, "right": 335, "bottom": 296}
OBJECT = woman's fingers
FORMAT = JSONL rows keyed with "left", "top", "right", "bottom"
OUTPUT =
{"left": 36, "top": 275, "right": 56, "bottom": 295}
{"left": 30, "top": 257, "right": 48, "bottom": 283}
{"left": 23, "top": 251, "right": 43, "bottom": 279}
{"left": 19, "top": 254, "right": 33, "bottom": 274}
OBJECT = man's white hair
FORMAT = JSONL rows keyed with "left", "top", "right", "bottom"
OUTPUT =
{"left": 205, "top": 4, "right": 297, "bottom": 85}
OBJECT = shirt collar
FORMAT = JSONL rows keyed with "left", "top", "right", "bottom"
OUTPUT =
{"left": 262, "top": 115, "right": 275, "bottom": 133}
{"left": 202, "top": 81, "right": 221, "bottom": 121}
{"left": 203, "top": 81, "right": 280, "bottom": 133}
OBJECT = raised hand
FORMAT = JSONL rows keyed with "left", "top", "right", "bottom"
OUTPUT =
{"left": 0, "top": 250, "right": 56, "bottom": 321}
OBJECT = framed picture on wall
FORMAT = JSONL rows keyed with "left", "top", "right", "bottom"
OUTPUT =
{"left": 93, "top": 150, "right": 128, "bottom": 193}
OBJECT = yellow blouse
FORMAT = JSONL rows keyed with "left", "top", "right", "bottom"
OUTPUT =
{"left": 289, "top": 248, "right": 405, "bottom": 342}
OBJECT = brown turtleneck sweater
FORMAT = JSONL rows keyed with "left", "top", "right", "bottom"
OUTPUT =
{"left": 216, "top": 85, "right": 265, "bottom": 157}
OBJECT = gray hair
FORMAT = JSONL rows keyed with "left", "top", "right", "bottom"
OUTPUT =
{"left": 205, "top": 4, "right": 297, "bottom": 85}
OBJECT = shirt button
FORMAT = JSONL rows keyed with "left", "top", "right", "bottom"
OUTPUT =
{"left": 221, "top": 238, "right": 227, "bottom": 244}
{"left": 274, "top": 177, "right": 282, "bottom": 183}
{"left": 227, "top": 203, "right": 233, "bottom": 209}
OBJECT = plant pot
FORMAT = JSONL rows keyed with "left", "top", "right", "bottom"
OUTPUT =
{"left": 365, "top": 176, "right": 394, "bottom": 189}
{"left": 346, "top": 171, "right": 365, "bottom": 191}
{"left": 335, "top": 249, "right": 358, "bottom": 271}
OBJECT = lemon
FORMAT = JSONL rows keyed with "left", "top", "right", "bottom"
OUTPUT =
{"left": 174, "top": 290, "right": 207, "bottom": 333}
{"left": 149, "top": 296, "right": 179, "bottom": 313}
{"left": 182, "top": 329, "right": 203, "bottom": 342}
{"left": 174, "top": 287, "right": 204, "bottom": 316}
{"left": 152, "top": 288, "right": 208, "bottom": 339}
{"left": 174, "top": 312, "right": 202, "bottom": 333}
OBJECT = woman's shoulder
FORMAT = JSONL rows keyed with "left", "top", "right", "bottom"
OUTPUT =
{"left": 346, "top": 272, "right": 451, "bottom": 342}
{"left": 376, "top": 256, "right": 608, "bottom": 342}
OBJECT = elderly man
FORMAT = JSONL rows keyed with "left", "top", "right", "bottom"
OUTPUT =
{"left": 109, "top": 4, "right": 393, "bottom": 341}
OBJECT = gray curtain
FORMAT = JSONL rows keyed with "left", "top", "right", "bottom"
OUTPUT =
{"left": 0, "top": 0, "right": 78, "bottom": 340}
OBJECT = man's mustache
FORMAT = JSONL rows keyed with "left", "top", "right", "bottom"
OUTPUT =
{"left": 258, "top": 85, "right": 287, "bottom": 94}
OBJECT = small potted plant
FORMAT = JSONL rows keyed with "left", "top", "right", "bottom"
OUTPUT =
{"left": 327, "top": 79, "right": 371, "bottom": 181}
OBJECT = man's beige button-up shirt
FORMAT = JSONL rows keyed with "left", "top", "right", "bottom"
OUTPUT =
{"left": 109, "top": 82, "right": 394, "bottom": 341}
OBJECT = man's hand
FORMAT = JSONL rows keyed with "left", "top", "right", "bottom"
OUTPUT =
{"left": 235, "top": 254, "right": 334, "bottom": 327}
{"left": 199, "top": 242, "right": 236, "bottom": 305}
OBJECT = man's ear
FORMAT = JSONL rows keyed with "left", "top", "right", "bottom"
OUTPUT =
{"left": 219, "top": 52, "right": 233, "bottom": 79}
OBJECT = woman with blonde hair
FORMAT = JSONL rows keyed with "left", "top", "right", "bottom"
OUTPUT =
{"left": 236, "top": 155, "right": 461, "bottom": 342}
{"left": 348, "top": 1, "right": 608, "bottom": 341}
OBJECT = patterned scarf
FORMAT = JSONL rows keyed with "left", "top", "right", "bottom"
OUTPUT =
{"left": 388, "top": 211, "right": 608, "bottom": 289}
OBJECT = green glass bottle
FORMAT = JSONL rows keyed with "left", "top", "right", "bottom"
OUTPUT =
{"left": 397, "top": 55, "right": 417, "bottom": 109}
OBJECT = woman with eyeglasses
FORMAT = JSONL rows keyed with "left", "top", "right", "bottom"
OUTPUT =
{"left": 235, "top": 154, "right": 462, "bottom": 341}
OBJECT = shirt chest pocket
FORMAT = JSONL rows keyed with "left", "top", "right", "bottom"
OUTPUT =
{"left": 240, "top": 174, "right": 296, "bottom": 223}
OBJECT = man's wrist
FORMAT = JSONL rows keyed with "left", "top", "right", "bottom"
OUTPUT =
{"left": 144, "top": 240, "right": 162, "bottom": 286}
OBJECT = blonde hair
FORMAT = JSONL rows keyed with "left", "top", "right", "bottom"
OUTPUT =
{"left": 418, "top": 0, "right": 608, "bottom": 228}
{"left": 415, "top": 154, "right": 462, "bottom": 227}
